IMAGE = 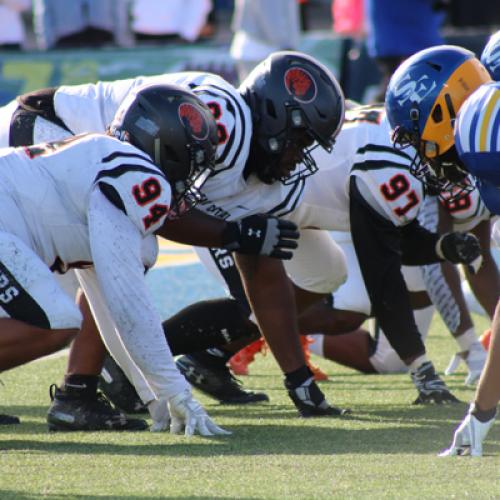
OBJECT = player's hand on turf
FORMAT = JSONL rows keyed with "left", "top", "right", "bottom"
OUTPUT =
{"left": 168, "top": 389, "right": 232, "bottom": 436}
{"left": 284, "top": 366, "right": 350, "bottom": 417}
{"left": 439, "top": 405, "right": 496, "bottom": 457}
{"left": 444, "top": 341, "right": 487, "bottom": 386}
{"left": 148, "top": 398, "right": 170, "bottom": 432}
{"left": 436, "top": 231, "right": 482, "bottom": 273}
{"left": 222, "top": 214, "right": 299, "bottom": 260}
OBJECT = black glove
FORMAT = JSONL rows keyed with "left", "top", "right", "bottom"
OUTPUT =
{"left": 436, "top": 232, "right": 482, "bottom": 273}
{"left": 222, "top": 214, "right": 299, "bottom": 260}
{"left": 284, "top": 366, "right": 350, "bottom": 417}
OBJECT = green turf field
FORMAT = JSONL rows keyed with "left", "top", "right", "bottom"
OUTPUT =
{"left": 0, "top": 312, "right": 498, "bottom": 499}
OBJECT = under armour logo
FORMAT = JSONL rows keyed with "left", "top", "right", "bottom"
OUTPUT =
{"left": 247, "top": 228, "right": 261, "bottom": 238}
{"left": 185, "top": 366, "right": 204, "bottom": 386}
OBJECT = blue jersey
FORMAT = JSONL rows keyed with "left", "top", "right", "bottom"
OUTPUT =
{"left": 455, "top": 82, "right": 500, "bottom": 215}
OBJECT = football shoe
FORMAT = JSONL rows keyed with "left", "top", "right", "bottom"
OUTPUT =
{"left": 47, "top": 384, "right": 148, "bottom": 431}
{"left": 228, "top": 338, "right": 267, "bottom": 376}
{"left": 0, "top": 413, "right": 20, "bottom": 425}
{"left": 99, "top": 354, "right": 147, "bottom": 414}
{"left": 176, "top": 352, "right": 269, "bottom": 404}
{"left": 411, "top": 361, "right": 460, "bottom": 404}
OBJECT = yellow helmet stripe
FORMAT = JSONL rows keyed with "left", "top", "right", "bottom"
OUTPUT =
{"left": 479, "top": 89, "right": 500, "bottom": 152}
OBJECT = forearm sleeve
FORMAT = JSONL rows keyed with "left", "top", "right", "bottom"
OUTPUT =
{"left": 400, "top": 219, "right": 442, "bottom": 265}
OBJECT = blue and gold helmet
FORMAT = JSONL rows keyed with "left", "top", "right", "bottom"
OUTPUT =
{"left": 481, "top": 31, "right": 500, "bottom": 81}
{"left": 385, "top": 45, "right": 492, "bottom": 194}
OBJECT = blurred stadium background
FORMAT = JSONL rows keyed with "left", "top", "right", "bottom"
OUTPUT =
{"left": 1, "top": 0, "right": 499, "bottom": 106}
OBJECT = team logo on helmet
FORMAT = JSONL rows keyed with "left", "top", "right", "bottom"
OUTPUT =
{"left": 484, "top": 46, "right": 500, "bottom": 76}
{"left": 392, "top": 73, "right": 437, "bottom": 106}
{"left": 284, "top": 67, "right": 317, "bottom": 103}
{"left": 178, "top": 102, "right": 209, "bottom": 140}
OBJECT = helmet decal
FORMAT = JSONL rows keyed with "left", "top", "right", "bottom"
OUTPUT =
{"left": 392, "top": 73, "right": 437, "bottom": 107}
{"left": 481, "top": 31, "right": 500, "bottom": 80}
{"left": 284, "top": 67, "right": 317, "bottom": 103}
{"left": 135, "top": 116, "right": 160, "bottom": 136}
{"left": 178, "top": 102, "right": 209, "bottom": 140}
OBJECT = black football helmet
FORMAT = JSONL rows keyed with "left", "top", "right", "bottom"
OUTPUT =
{"left": 110, "top": 83, "right": 218, "bottom": 216}
{"left": 239, "top": 51, "right": 345, "bottom": 184}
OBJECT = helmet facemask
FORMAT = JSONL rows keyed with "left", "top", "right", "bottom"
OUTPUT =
{"left": 256, "top": 106, "right": 335, "bottom": 185}
{"left": 155, "top": 138, "right": 215, "bottom": 219}
{"left": 392, "top": 119, "right": 474, "bottom": 201}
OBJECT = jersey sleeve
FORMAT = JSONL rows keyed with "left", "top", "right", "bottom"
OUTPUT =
{"left": 189, "top": 76, "right": 253, "bottom": 200}
{"left": 54, "top": 78, "right": 161, "bottom": 135}
{"left": 350, "top": 145, "right": 424, "bottom": 227}
{"left": 87, "top": 188, "right": 189, "bottom": 400}
{"left": 93, "top": 146, "right": 173, "bottom": 236}
{"left": 439, "top": 185, "right": 492, "bottom": 231}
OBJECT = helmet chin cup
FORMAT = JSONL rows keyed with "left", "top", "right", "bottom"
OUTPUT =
{"left": 423, "top": 140, "right": 438, "bottom": 158}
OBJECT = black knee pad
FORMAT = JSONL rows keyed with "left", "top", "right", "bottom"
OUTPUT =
{"left": 163, "top": 297, "right": 260, "bottom": 355}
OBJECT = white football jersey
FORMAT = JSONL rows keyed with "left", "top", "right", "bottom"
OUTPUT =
{"left": 0, "top": 133, "right": 171, "bottom": 272}
{"left": 439, "top": 185, "right": 491, "bottom": 232}
{"left": 0, "top": 133, "right": 190, "bottom": 400}
{"left": 289, "top": 105, "right": 424, "bottom": 231}
{"left": 54, "top": 72, "right": 253, "bottom": 203}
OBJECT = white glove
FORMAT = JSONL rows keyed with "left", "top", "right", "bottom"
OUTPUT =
{"left": 148, "top": 398, "right": 170, "bottom": 432}
{"left": 444, "top": 341, "right": 487, "bottom": 386}
{"left": 439, "top": 406, "right": 496, "bottom": 457}
{"left": 168, "top": 389, "right": 232, "bottom": 437}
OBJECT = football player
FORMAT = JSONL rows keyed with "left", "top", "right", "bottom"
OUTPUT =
{"left": 127, "top": 102, "right": 482, "bottom": 411}
{"left": 306, "top": 186, "right": 497, "bottom": 384}
{"left": 384, "top": 43, "right": 499, "bottom": 456}
{"left": 0, "top": 82, "right": 235, "bottom": 435}
{"left": 0, "top": 51, "right": 348, "bottom": 421}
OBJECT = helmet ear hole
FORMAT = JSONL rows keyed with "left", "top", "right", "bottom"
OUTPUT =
{"left": 315, "top": 105, "right": 327, "bottom": 119}
{"left": 265, "top": 99, "right": 277, "bottom": 119}
{"left": 163, "top": 144, "right": 180, "bottom": 163}
{"left": 431, "top": 104, "right": 443, "bottom": 124}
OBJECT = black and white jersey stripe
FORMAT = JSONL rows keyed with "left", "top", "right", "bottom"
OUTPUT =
{"left": 95, "top": 151, "right": 166, "bottom": 182}
{"left": 350, "top": 144, "right": 413, "bottom": 174}
{"left": 189, "top": 83, "right": 251, "bottom": 177}
{"left": 267, "top": 177, "right": 306, "bottom": 218}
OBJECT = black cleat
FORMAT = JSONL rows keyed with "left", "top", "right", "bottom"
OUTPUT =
{"left": 0, "top": 413, "right": 20, "bottom": 425}
{"left": 176, "top": 352, "right": 270, "bottom": 404}
{"left": 411, "top": 361, "right": 460, "bottom": 405}
{"left": 47, "top": 384, "right": 149, "bottom": 431}
{"left": 98, "top": 354, "right": 147, "bottom": 414}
